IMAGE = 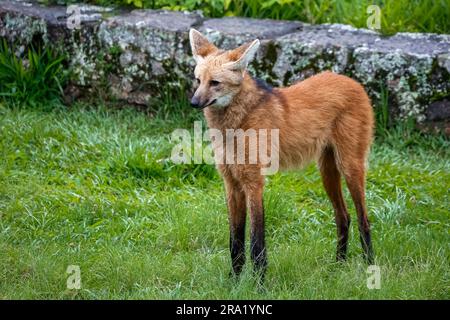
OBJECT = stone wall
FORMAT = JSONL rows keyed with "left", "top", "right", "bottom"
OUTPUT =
{"left": 1, "top": 0, "right": 449, "bottom": 129}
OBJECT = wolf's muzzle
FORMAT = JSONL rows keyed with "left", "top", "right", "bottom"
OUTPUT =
{"left": 190, "top": 97, "right": 216, "bottom": 109}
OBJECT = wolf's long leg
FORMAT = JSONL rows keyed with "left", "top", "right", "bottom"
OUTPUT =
{"left": 343, "top": 165, "right": 374, "bottom": 264}
{"left": 319, "top": 146, "right": 351, "bottom": 261}
{"left": 224, "top": 176, "right": 247, "bottom": 275}
{"left": 243, "top": 178, "right": 267, "bottom": 281}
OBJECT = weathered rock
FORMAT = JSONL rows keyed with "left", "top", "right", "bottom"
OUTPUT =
{"left": 0, "top": 0, "right": 109, "bottom": 42}
{"left": 271, "top": 25, "right": 450, "bottom": 122}
{"left": 97, "top": 9, "right": 203, "bottom": 103}
{"left": 272, "top": 24, "right": 373, "bottom": 85}
{"left": 0, "top": 0, "right": 111, "bottom": 88}
{"left": 200, "top": 17, "right": 302, "bottom": 47}
{"left": 351, "top": 32, "right": 450, "bottom": 121}
{"left": 0, "top": 0, "right": 449, "bottom": 129}
{"left": 426, "top": 99, "right": 450, "bottom": 121}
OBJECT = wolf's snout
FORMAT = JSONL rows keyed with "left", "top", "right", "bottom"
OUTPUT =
{"left": 190, "top": 95, "right": 201, "bottom": 108}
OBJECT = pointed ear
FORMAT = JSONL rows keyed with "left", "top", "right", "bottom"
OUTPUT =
{"left": 189, "top": 29, "right": 218, "bottom": 63}
{"left": 224, "top": 39, "right": 260, "bottom": 71}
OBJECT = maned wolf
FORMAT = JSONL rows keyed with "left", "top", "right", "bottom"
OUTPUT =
{"left": 189, "top": 29, "right": 374, "bottom": 280}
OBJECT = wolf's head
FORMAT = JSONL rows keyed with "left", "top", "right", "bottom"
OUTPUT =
{"left": 188, "top": 29, "right": 260, "bottom": 109}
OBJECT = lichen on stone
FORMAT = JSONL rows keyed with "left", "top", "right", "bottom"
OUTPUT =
{"left": 2, "top": 13, "right": 48, "bottom": 45}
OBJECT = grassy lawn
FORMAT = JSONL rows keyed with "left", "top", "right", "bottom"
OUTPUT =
{"left": 0, "top": 101, "right": 449, "bottom": 299}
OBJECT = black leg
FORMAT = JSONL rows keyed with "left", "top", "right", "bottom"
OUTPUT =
{"left": 225, "top": 178, "right": 247, "bottom": 276}
{"left": 249, "top": 196, "right": 267, "bottom": 282}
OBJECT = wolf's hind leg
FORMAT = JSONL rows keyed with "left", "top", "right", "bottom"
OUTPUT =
{"left": 319, "top": 146, "right": 351, "bottom": 261}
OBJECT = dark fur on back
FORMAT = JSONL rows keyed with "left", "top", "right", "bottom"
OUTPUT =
{"left": 254, "top": 78, "right": 273, "bottom": 93}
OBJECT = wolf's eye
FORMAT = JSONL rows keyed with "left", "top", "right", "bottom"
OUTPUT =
{"left": 209, "top": 80, "right": 220, "bottom": 87}
{"left": 195, "top": 78, "right": 200, "bottom": 85}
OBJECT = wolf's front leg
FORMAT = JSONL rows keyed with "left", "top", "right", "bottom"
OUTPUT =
{"left": 225, "top": 176, "right": 247, "bottom": 276}
{"left": 245, "top": 181, "right": 267, "bottom": 281}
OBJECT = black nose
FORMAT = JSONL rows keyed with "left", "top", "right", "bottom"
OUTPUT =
{"left": 190, "top": 96, "right": 201, "bottom": 108}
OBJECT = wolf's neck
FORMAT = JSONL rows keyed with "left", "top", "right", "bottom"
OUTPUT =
{"left": 203, "top": 73, "right": 270, "bottom": 130}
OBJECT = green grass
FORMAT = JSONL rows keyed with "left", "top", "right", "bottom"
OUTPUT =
{"left": 0, "top": 100, "right": 449, "bottom": 299}
{"left": 41, "top": 0, "right": 450, "bottom": 35}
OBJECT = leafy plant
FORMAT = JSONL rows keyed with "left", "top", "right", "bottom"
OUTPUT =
{"left": 0, "top": 40, "right": 67, "bottom": 107}
{"left": 125, "top": 0, "right": 144, "bottom": 8}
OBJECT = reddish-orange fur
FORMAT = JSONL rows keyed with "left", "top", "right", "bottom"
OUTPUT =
{"left": 189, "top": 29, "right": 374, "bottom": 278}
